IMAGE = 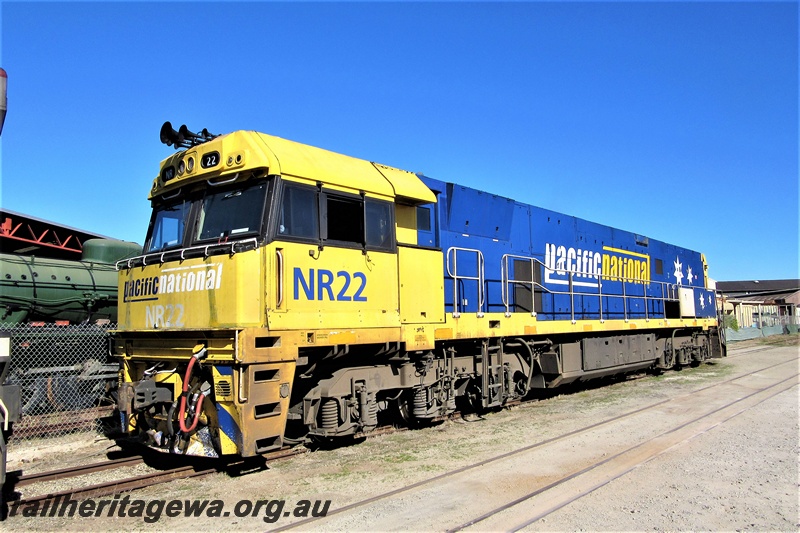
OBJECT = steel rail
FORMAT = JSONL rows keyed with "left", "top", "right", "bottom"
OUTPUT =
{"left": 15, "top": 465, "right": 213, "bottom": 507}
{"left": 12, "top": 446, "right": 307, "bottom": 508}
{"left": 14, "top": 455, "right": 144, "bottom": 488}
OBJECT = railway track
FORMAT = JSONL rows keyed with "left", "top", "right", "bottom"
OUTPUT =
{"left": 8, "top": 446, "right": 307, "bottom": 509}
{"left": 13, "top": 454, "right": 145, "bottom": 488}
{"left": 270, "top": 352, "right": 799, "bottom": 531}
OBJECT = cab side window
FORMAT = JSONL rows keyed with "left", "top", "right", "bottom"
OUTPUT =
{"left": 365, "top": 199, "right": 394, "bottom": 250}
{"left": 278, "top": 184, "right": 319, "bottom": 240}
{"left": 324, "top": 194, "right": 362, "bottom": 244}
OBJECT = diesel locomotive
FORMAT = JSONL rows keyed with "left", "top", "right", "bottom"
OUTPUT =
{"left": 114, "top": 123, "right": 724, "bottom": 458}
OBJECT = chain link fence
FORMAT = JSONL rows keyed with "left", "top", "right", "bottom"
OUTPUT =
{"left": 0, "top": 323, "right": 119, "bottom": 443}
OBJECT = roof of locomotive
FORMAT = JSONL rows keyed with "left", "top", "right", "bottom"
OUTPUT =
{"left": 151, "top": 130, "right": 436, "bottom": 205}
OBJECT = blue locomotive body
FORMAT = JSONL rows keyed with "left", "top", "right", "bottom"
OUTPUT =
{"left": 419, "top": 176, "right": 716, "bottom": 322}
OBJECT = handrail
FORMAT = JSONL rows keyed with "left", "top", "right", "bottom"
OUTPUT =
{"left": 446, "top": 247, "right": 485, "bottom": 318}
{"left": 276, "top": 249, "right": 284, "bottom": 308}
{"left": 500, "top": 254, "right": 690, "bottom": 323}
{"left": 501, "top": 254, "right": 538, "bottom": 318}
{"left": 116, "top": 237, "right": 259, "bottom": 270}
{"left": 206, "top": 172, "right": 239, "bottom": 187}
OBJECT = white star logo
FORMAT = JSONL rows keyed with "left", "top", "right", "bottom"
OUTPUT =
{"left": 699, "top": 293, "right": 705, "bottom": 309}
{"left": 673, "top": 257, "right": 684, "bottom": 285}
{"left": 687, "top": 266, "right": 693, "bottom": 286}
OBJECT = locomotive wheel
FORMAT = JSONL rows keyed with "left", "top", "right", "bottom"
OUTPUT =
{"left": 453, "top": 379, "right": 483, "bottom": 416}
{"left": 395, "top": 393, "right": 411, "bottom": 425}
{"left": 396, "top": 390, "right": 434, "bottom": 428}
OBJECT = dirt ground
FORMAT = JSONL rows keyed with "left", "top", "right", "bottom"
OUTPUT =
{"left": 6, "top": 335, "right": 799, "bottom": 532}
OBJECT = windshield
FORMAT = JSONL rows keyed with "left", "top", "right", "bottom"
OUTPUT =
{"left": 195, "top": 181, "right": 269, "bottom": 242}
{"left": 144, "top": 199, "right": 191, "bottom": 253}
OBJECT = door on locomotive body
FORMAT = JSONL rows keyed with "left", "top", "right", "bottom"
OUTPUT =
{"left": 393, "top": 201, "right": 445, "bottom": 325}
{"left": 268, "top": 179, "right": 400, "bottom": 331}
{"left": 415, "top": 203, "right": 438, "bottom": 248}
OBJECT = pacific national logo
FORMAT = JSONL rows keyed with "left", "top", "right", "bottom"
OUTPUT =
{"left": 123, "top": 263, "right": 224, "bottom": 303}
{"left": 544, "top": 243, "right": 650, "bottom": 288}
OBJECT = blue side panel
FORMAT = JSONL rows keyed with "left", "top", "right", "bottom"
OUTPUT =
{"left": 419, "top": 175, "right": 717, "bottom": 320}
{"left": 446, "top": 184, "right": 515, "bottom": 240}
{"left": 695, "top": 287, "right": 718, "bottom": 318}
{"left": 509, "top": 203, "right": 533, "bottom": 256}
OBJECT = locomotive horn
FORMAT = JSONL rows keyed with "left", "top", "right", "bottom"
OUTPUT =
{"left": 160, "top": 121, "right": 184, "bottom": 147}
{"left": 160, "top": 121, "right": 219, "bottom": 149}
{"left": 178, "top": 124, "right": 201, "bottom": 143}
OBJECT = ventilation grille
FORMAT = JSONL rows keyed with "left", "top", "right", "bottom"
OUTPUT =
{"left": 215, "top": 379, "right": 233, "bottom": 398}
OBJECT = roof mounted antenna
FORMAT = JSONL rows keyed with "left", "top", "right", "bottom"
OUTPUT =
{"left": 160, "top": 121, "right": 218, "bottom": 149}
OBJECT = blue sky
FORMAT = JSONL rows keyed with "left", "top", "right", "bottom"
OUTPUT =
{"left": 1, "top": 1, "right": 797, "bottom": 281}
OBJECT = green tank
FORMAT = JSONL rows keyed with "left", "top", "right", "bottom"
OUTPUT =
{"left": 0, "top": 239, "right": 141, "bottom": 324}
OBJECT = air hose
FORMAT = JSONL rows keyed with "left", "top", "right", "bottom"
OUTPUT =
{"left": 178, "top": 345, "right": 208, "bottom": 433}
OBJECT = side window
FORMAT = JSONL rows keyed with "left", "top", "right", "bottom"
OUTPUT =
{"left": 278, "top": 185, "right": 319, "bottom": 240}
{"left": 416, "top": 203, "right": 438, "bottom": 248}
{"left": 365, "top": 199, "right": 394, "bottom": 251}
{"left": 416, "top": 206, "right": 432, "bottom": 232}
{"left": 145, "top": 199, "right": 191, "bottom": 253}
{"left": 324, "top": 194, "right": 363, "bottom": 244}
